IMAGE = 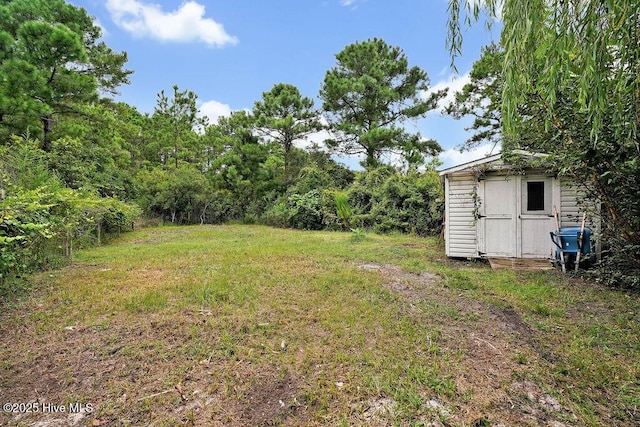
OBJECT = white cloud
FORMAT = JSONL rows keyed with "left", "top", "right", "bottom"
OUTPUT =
{"left": 438, "top": 142, "right": 500, "bottom": 169}
{"left": 340, "top": 0, "right": 367, "bottom": 10}
{"left": 198, "top": 100, "right": 232, "bottom": 124}
{"left": 303, "top": 128, "right": 332, "bottom": 149}
{"left": 106, "top": 0, "right": 238, "bottom": 47}
{"left": 424, "top": 72, "right": 472, "bottom": 113}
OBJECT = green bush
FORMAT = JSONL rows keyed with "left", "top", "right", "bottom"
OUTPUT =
{"left": 346, "top": 166, "right": 443, "bottom": 236}
{"left": 287, "top": 190, "right": 324, "bottom": 230}
{"left": 135, "top": 165, "right": 206, "bottom": 224}
{"left": 591, "top": 244, "right": 640, "bottom": 290}
{"left": 0, "top": 183, "right": 141, "bottom": 286}
{"left": 100, "top": 197, "right": 142, "bottom": 235}
{"left": 263, "top": 201, "right": 289, "bottom": 228}
{"left": 289, "top": 166, "right": 334, "bottom": 195}
{"left": 200, "top": 189, "right": 245, "bottom": 224}
{"left": 0, "top": 187, "right": 55, "bottom": 285}
{"left": 318, "top": 189, "right": 341, "bottom": 230}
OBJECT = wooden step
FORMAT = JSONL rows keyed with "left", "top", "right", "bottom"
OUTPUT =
{"left": 488, "top": 257, "right": 555, "bottom": 271}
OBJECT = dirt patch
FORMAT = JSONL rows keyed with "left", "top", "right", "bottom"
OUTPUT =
{"left": 488, "top": 305, "right": 536, "bottom": 348}
{"left": 349, "top": 397, "right": 398, "bottom": 424}
{"left": 357, "top": 263, "right": 440, "bottom": 301}
{"left": 0, "top": 306, "right": 313, "bottom": 427}
{"left": 356, "top": 263, "right": 573, "bottom": 426}
{"left": 236, "top": 369, "right": 302, "bottom": 426}
{"left": 497, "top": 381, "right": 574, "bottom": 426}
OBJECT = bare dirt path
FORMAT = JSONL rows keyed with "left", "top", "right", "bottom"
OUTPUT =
{"left": 359, "top": 263, "right": 575, "bottom": 426}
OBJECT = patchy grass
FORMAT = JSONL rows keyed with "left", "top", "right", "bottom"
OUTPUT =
{"left": 0, "top": 224, "right": 638, "bottom": 426}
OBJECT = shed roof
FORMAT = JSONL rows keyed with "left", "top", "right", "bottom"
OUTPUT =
{"left": 438, "top": 150, "right": 548, "bottom": 176}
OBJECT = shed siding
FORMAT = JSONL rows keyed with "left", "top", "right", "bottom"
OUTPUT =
{"left": 445, "top": 175, "right": 477, "bottom": 257}
{"left": 559, "top": 179, "right": 601, "bottom": 258}
{"left": 560, "top": 181, "right": 583, "bottom": 227}
{"left": 559, "top": 180, "right": 599, "bottom": 226}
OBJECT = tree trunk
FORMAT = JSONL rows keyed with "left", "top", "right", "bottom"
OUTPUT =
{"left": 41, "top": 114, "right": 53, "bottom": 152}
{"left": 200, "top": 201, "right": 210, "bottom": 225}
{"left": 64, "top": 229, "right": 73, "bottom": 258}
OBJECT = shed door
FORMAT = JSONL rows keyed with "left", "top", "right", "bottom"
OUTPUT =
{"left": 519, "top": 177, "right": 555, "bottom": 258}
{"left": 478, "top": 178, "right": 517, "bottom": 257}
{"left": 477, "top": 176, "right": 556, "bottom": 258}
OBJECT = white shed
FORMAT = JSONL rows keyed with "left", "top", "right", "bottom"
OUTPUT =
{"left": 439, "top": 152, "right": 599, "bottom": 259}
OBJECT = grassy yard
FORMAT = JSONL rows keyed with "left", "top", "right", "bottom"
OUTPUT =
{"left": 1, "top": 225, "right": 638, "bottom": 426}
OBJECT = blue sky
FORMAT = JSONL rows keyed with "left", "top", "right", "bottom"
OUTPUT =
{"left": 70, "top": 0, "right": 500, "bottom": 169}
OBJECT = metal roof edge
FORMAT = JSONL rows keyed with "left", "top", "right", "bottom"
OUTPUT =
{"left": 438, "top": 150, "right": 548, "bottom": 176}
{"left": 438, "top": 152, "right": 503, "bottom": 176}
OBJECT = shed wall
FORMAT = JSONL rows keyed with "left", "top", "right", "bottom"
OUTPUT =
{"left": 559, "top": 180, "right": 600, "bottom": 226}
{"left": 560, "top": 180, "right": 583, "bottom": 227}
{"left": 559, "top": 179, "right": 601, "bottom": 257}
{"left": 444, "top": 174, "right": 477, "bottom": 257}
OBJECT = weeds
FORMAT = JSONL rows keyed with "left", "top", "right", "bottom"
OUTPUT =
{"left": 0, "top": 224, "right": 638, "bottom": 426}
{"left": 350, "top": 227, "right": 366, "bottom": 242}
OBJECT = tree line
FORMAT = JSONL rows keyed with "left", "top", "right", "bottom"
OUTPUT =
{"left": 2, "top": 0, "right": 638, "bottom": 290}
{"left": 0, "top": 1, "right": 445, "bottom": 289}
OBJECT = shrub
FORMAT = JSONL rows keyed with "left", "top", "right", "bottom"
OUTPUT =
{"left": 334, "top": 191, "right": 353, "bottom": 230}
{"left": 0, "top": 184, "right": 140, "bottom": 286}
{"left": 590, "top": 244, "right": 640, "bottom": 290}
{"left": 346, "top": 166, "right": 443, "bottom": 236}
{"left": 0, "top": 187, "right": 55, "bottom": 285}
{"left": 100, "top": 198, "right": 142, "bottom": 235}
{"left": 136, "top": 165, "right": 206, "bottom": 224}
{"left": 263, "top": 201, "right": 289, "bottom": 228}
{"left": 201, "top": 189, "right": 245, "bottom": 224}
{"left": 289, "top": 166, "right": 333, "bottom": 195}
{"left": 287, "top": 190, "right": 324, "bottom": 230}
